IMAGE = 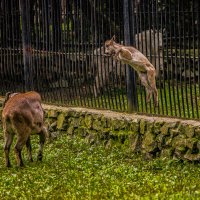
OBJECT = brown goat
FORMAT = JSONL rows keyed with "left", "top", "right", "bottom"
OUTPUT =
{"left": 105, "top": 36, "right": 158, "bottom": 106}
{"left": 2, "top": 91, "right": 48, "bottom": 167}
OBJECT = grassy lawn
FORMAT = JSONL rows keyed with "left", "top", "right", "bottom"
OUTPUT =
{"left": 0, "top": 132, "right": 200, "bottom": 200}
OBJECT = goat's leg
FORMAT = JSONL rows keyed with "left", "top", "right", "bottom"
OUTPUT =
{"left": 4, "top": 131, "right": 14, "bottom": 167}
{"left": 138, "top": 72, "right": 153, "bottom": 103}
{"left": 37, "top": 128, "right": 46, "bottom": 161}
{"left": 14, "top": 136, "right": 28, "bottom": 167}
{"left": 26, "top": 136, "right": 33, "bottom": 162}
{"left": 116, "top": 48, "right": 132, "bottom": 61}
{"left": 146, "top": 69, "right": 158, "bottom": 106}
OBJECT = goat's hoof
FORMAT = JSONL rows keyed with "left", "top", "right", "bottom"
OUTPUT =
{"left": 19, "top": 163, "right": 24, "bottom": 167}
{"left": 146, "top": 99, "right": 150, "bottom": 104}
{"left": 154, "top": 101, "right": 159, "bottom": 107}
{"left": 37, "top": 155, "right": 43, "bottom": 161}
{"left": 29, "top": 158, "right": 33, "bottom": 162}
{"left": 6, "top": 163, "right": 11, "bottom": 168}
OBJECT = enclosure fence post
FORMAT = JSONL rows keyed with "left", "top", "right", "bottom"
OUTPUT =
{"left": 123, "top": 0, "right": 137, "bottom": 113}
{"left": 19, "top": 0, "right": 33, "bottom": 91}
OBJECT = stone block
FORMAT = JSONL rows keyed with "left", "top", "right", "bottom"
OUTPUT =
{"left": 140, "top": 119, "right": 147, "bottom": 135}
{"left": 84, "top": 115, "right": 93, "bottom": 129}
{"left": 160, "top": 122, "right": 178, "bottom": 136}
{"left": 142, "top": 131, "right": 157, "bottom": 153}
{"left": 185, "top": 125, "right": 195, "bottom": 138}
{"left": 160, "top": 148, "right": 173, "bottom": 158}
{"left": 47, "top": 110, "right": 59, "bottom": 118}
{"left": 57, "top": 113, "right": 66, "bottom": 129}
{"left": 184, "top": 150, "right": 200, "bottom": 161}
{"left": 154, "top": 121, "right": 164, "bottom": 135}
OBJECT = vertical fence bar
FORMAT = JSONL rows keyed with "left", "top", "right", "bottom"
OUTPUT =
{"left": 19, "top": 0, "right": 33, "bottom": 91}
{"left": 123, "top": 0, "right": 137, "bottom": 112}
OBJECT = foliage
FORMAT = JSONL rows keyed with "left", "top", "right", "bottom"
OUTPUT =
{"left": 0, "top": 133, "right": 199, "bottom": 200}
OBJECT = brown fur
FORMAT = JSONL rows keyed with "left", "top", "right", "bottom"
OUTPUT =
{"left": 2, "top": 91, "right": 48, "bottom": 167}
{"left": 105, "top": 36, "right": 158, "bottom": 106}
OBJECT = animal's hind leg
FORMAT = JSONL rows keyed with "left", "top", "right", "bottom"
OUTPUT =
{"left": 138, "top": 72, "right": 153, "bottom": 103}
{"left": 146, "top": 69, "right": 158, "bottom": 106}
{"left": 37, "top": 127, "right": 47, "bottom": 161}
{"left": 14, "top": 135, "right": 29, "bottom": 167}
{"left": 26, "top": 136, "right": 33, "bottom": 162}
{"left": 4, "top": 131, "right": 14, "bottom": 167}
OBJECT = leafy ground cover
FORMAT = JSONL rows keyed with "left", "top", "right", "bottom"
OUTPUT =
{"left": 0, "top": 133, "right": 199, "bottom": 200}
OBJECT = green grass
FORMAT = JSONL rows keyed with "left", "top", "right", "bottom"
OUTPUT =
{"left": 0, "top": 133, "right": 200, "bottom": 199}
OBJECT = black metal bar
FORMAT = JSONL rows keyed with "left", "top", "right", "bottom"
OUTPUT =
{"left": 19, "top": 0, "right": 33, "bottom": 91}
{"left": 182, "top": 1, "right": 190, "bottom": 118}
{"left": 173, "top": 0, "right": 181, "bottom": 118}
{"left": 123, "top": 0, "right": 137, "bottom": 113}
{"left": 168, "top": 0, "right": 177, "bottom": 117}
{"left": 178, "top": 0, "right": 185, "bottom": 118}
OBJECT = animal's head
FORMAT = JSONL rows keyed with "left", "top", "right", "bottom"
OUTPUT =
{"left": 104, "top": 35, "right": 116, "bottom": 56}
{"left": 3, "top": 92, "right": 20, "bottom": 108}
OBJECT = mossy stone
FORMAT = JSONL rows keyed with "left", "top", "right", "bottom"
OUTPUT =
{"left": 172, "top": 135, "right": 187, "bottom": 148}
{"left": 154, "top": 121, "right": 164, "bottom": 135}
{"left": 185, "top": 125, "right": 195, "bottom": 138}
{"left": 68, "top": 110, "right": 79, "bottom": 117}
{"left": 194, "top": 128, "right": 200, "bottom": 139}
{"left": 57, "top": 113, "right": 65, "bottom": 129}
{"left": 130, "top": 133, "right": 141, "bottom": 152}
{"left": 76, "top": 127, "right": 87, "bottom": 137}
{"left": 185, "top": 138, "right": 198, "bottom": 150}
{"left": 110, "top": 119, "right": 126, "bottom": 130}
{"left": 184, "top": 150, "right": 200, "bottom": 161}
{"left": 160, "top": 148, "right": 173, "bottom": 158}
{"left": 67, "top": 126, "right": 74, "bottom": 135}
{"left": 84, "top": 115, "right": 93, "bottom": 129}
{"left": 70, "top": 118, "right": 81, "bottom": 128}
{"left": 142, "top": 131, "right": 157, "bottom": 152}
{"left": 140, "top": 119, "right": 147, "bottom": 135}
{"left": 160, "top": 122, "right": 178, "bottom": 136}
{"left": 129, "top": 119, "right": 140, "bottom": 133}
{"left": 93, "top": 119, "right": 103, "bottom": 131}
{"left": 48, "top": 110, "right": 59, "bottom": 118}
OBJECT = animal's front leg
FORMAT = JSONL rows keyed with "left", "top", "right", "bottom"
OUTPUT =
{"left": 37, "top": 128, "right": 47, "bottom": 161}
{"left": 14, "top": 136, "right": 28, "bottom": 167}
{"left": 26, "top": 136, "right": 33, "bottom": 162}
{"left": 114, "top": 48, "right": 122, "bottom": 61}
{"left": 117, "top": 48, "right": 132, "bottom": 61}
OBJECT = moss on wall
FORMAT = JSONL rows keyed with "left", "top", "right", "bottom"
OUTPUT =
{"left": 43, "top": 105, "right": 200, "bottom": 162}
{"left": 0, "top": 98, "right": 199, "bottom": 162}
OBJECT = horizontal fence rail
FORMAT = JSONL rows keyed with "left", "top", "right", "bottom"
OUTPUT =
{"left": 0, "top": 0, "right": 199, "bottom": 119}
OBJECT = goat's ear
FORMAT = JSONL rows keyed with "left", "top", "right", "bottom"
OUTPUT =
{"left": 3, "top": 92, "right": 12, "bottom": 108}
{"left": 5, "top": 92, "right": 13, "bottom": 99}
{"left": 5, "top": 92, "right": 19, "bottom": 99}
{"left": 111, "top": 35, "right": 116, "bottom": 41}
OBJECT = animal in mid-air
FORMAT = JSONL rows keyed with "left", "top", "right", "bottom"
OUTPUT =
{"left": 105, "top": 36, "right": 158, "bottom": 106}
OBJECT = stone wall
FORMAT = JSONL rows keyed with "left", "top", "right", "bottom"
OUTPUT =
{"left": 43, "top": 105, "right": 200, "bottom": 162}
{"left": 0, "top": 97, "right": 199, "bottom": 162}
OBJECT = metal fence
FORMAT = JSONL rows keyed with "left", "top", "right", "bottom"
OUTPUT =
{"left": 0, "top": 0, "right": 200, "bottom": 119}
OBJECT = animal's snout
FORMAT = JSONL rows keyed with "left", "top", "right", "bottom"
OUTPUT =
{"left": 104, "top": 48, "right": 115, "bottom": 57}
{"left": 104, "top": 52, "right": 111, "bottom": 57}
{"left": 104, "top": 48, "right": 109, "bottom": 54}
